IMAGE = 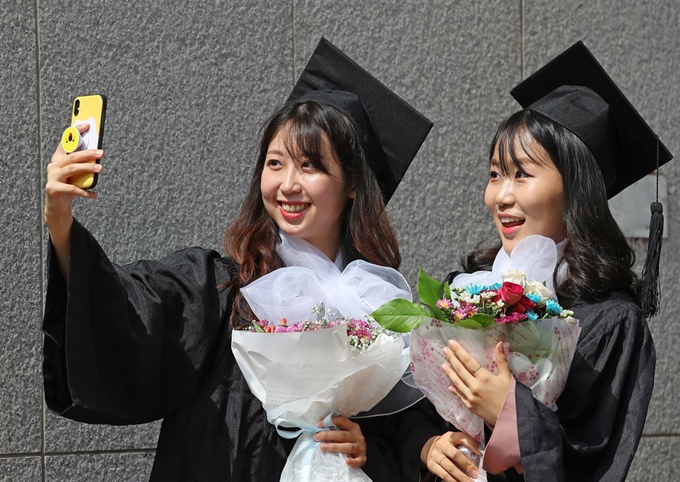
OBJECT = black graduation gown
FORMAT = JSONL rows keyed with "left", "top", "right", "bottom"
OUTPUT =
{"left": 486, "top": 291, "right": 655, "bottom": 482}
{"left": 43, "top": 219, "right": 445, "bottom": 482}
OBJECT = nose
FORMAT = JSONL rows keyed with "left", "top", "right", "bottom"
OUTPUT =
{"left": 495, "top": 178, "right": 515, "bottom": 207}
{"left": 280, "top": 165, "right": 302, "bottom": 193}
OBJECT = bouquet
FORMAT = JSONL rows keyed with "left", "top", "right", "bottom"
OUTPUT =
{"left": 248, "top": 311, "right": 385, "bottom": 351}
{"left": 371, "top": 235, "right": 581, "bottom": 443}
{"left": 231, "top": 233, "right": 413, "bottom": 482}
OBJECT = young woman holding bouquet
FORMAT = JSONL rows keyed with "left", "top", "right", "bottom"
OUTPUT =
{"left": 42, "top": 38, "right": 445, "bottom": 482}
{"left": 424, "top": 42, "right": 672, "bottom": 482}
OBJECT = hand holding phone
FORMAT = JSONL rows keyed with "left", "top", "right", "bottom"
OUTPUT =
{"left": 61, "top": 94, "right": 107, "bottom": 189}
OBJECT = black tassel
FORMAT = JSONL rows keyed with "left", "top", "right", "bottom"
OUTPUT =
{"left": 641, "top": 201, "right": 664, "bottom": 318}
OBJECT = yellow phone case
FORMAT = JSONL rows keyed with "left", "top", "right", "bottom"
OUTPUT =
{"left": 65, "top": 94, "right": 107, "bottom": 189}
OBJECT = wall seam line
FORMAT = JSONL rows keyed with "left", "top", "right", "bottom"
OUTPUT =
{"left": 520, "top": 0, "right": 525, "bottom": 81}
{"left": 32, "top": 0, "right": 46, "bottom": 479}
{"left": 291, "top": 0, "right": 297, "bottom": 86}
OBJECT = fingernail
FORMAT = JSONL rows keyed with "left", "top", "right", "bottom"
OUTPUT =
{"left": 320, "top": 443, "right": 328, "bottom": 451}
{"left": 441, "top": 363, "right": 448, "bottom": 371}
{"left": 95, "top": 150, "right": 104, "bottom": 156}
{"left": 442, "top": 346, "right": 450, "bottom": 355}
{"left": 472, "top": 469, "right": 479, "bottom": 477}
{"left": 94, "top": 164, "right": 102, "bottom": 172}
{"left": 448, "top": 340, "right": 457, "bottom": 348}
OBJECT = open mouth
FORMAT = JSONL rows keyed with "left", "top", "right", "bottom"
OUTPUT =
{"left": 500, "top": 216, "right": 525, "bottom": 230}
{"left": 278, "top": 202, "right": 311, "bottom": 219}
{"left": 280, "top": 202, "right": 310, "bottom": 213}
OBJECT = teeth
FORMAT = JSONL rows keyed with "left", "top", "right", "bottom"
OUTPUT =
{"left": 500, "top": 217, "right": 523, "bottom": 224}
{"left": 281, "top": 203, "right": 308, "bottom": 213}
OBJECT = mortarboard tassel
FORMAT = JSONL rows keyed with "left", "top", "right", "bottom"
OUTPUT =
{"left": 640, "top": 139, "right": 664, "bottom": 319}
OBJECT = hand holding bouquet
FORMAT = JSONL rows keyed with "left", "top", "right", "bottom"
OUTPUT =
{"left": 371, "top": 236, "right": 581, "bottom": 442}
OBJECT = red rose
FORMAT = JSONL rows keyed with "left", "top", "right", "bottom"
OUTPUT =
{"left": 509, "top": 295, "right": 537, "bottom": 314}
{"left": 495, "top": 282, "right": 524, "bottom": 306}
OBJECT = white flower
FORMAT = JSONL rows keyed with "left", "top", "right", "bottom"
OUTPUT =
{"left": 502, "top": 270, "right": 527, "bottom": 287}
{"left": 526, "top": 280, "right": 553, "bottom": 303}
{"left": 459, "top": 292, "right": 480, "bottom": 304}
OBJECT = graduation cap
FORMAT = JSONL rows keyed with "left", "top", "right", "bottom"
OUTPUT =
{"left": 288, "top": 38, "right": 433, "bottom": 203}
{"left": 511, "top": 41, "right": 674, "bottom": 317}
{"left": 510, "top": 41, "right": 672, "bottom": 199}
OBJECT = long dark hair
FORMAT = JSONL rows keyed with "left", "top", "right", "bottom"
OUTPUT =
{"left": 224, "top": 101, "right": 400, "bottom": 323}
{"left": 463, "top": 109, "right": 639, "bottom": 307}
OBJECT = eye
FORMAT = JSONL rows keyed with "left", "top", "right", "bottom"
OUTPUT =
{"left": 300, "top": 160, "right": 319, "bottom": 172}
{"left": 266, "top": 158, "right": 282, "bottom": 168}
{"left": 515, "top": 170, "right": 530, "bottom": 179}
{"left": 489, "top": 170, "right": 501, "bottom": 180}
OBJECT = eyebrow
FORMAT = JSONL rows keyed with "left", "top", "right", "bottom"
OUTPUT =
{"left": 266, "top": 149, "right": 285, "bottom": 157}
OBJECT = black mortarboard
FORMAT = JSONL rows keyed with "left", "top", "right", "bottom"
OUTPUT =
{"left": 510, "top": 41, "right": 672, "bottom": 199}
{"left": 512, "top": 41, "right": 674, "bottom": 318}
{"left": 288, "top": 38, "right": 433, "bottom": 203}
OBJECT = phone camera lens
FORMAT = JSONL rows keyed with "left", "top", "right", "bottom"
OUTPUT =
{"left": 74, "top": 99, "right": 80, "bottom": 116}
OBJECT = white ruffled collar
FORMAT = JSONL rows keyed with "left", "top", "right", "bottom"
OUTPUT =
{"left": 276, "top": 232, "right": 345, "bottom": 271}
{"left": 453, "top": 235, "right": 561, "bottom": 293}
{"left": 240, "top": 232, "right": 412, "bottom": 323}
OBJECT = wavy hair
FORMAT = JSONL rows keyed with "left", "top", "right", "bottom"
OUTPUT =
{"left": 224, "top": 101, "right": 400, "bottom": 324}
{"left": 463, "top": 109, "right": 639, "bottom": 307}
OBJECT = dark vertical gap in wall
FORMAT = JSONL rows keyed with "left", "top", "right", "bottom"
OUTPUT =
{"left": 291, "top": 0, "right": 297, "bottom": 87}
{"left": 32, "top": 0, "right": 47, "bottom": 480}
{"left": 520, "top": 0, "right": 525, "bottom": 80}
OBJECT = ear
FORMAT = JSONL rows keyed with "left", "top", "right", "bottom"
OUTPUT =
{"left": 348, "top": 184, "right": 356, "bottom": 199}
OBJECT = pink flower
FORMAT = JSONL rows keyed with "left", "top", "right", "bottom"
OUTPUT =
{"left": 436, "top": 299, "right": 454, "bottom": 309}
{"left": 495, "top": 312, "right": 527, "bottom": 324}
{"left": 461, "top": 302, "right": 477, "bottom": 317}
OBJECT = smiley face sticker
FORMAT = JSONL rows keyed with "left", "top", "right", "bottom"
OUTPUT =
{"left": 60, "top": 117, "right": 98, "bottom": 154}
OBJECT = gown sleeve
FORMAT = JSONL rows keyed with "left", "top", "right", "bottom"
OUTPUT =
{"left": 43, "top": 218, "right": 236, "bottom": 425}
{"left": 488, "top": 292, "right": 655, "bottom": 482}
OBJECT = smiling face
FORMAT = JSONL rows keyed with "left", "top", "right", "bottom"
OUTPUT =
{"left": 260, "top": 124, "right": 354, "bottom": 260}
{"left": 485, "top": 131, "right": 566, "bottom": 254}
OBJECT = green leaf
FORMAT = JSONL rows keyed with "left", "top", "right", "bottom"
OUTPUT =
{"left": 443, "top": 281, "right": 451, "bottom": 300}
{"left": 370, "top": 298, "right": 429, "bottom": 332}
{"left": 417, "top": 267, "right": 446, "bottom": 321}
{"left": 454, "top": 313, "right": 496, "bottom": 329}
{"left": 469, "top": 313, "right": 496, "bottom": 327}
{"left": 252, "top": 322, "right": 265, "bottom": 333}
{"left": 454, "top": 318, "right": 483, "bottom": 329}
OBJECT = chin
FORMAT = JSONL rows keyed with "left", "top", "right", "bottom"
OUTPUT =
{"left": 277, "top": 226, "right": 305, "bottom": 238}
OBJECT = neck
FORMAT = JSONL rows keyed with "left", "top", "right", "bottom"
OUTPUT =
{"left": 304, "top": 236, "right": 342, "bottom": 261}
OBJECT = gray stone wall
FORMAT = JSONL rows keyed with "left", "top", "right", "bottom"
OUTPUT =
{"left": 2, "top": 0, "right": 677, "bottom": 480}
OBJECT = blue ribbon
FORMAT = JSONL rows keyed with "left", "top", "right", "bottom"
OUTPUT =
{"left": 274, "top": 412, "right": 339, "bottom": 482}
{"left": 273, "top": 411, "right": 339, "bottom": 439}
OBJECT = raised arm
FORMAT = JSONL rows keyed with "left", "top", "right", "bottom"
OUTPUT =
{"left": 44, "top": 122, "right": 103, "bottom": 280}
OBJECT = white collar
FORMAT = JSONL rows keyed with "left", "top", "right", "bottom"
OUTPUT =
{"left": 453, "top": 235, "right": 559, "bottom": 294}
{"left": 240, "top": 232, "right": 411, "bottom": 323}
{"left": 276, "top": 232, "right": 344, "bottom": 271}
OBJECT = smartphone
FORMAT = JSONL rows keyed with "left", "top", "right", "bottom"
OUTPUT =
{"left": 61, "top": 94, "right": 107, "bottom": 189}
